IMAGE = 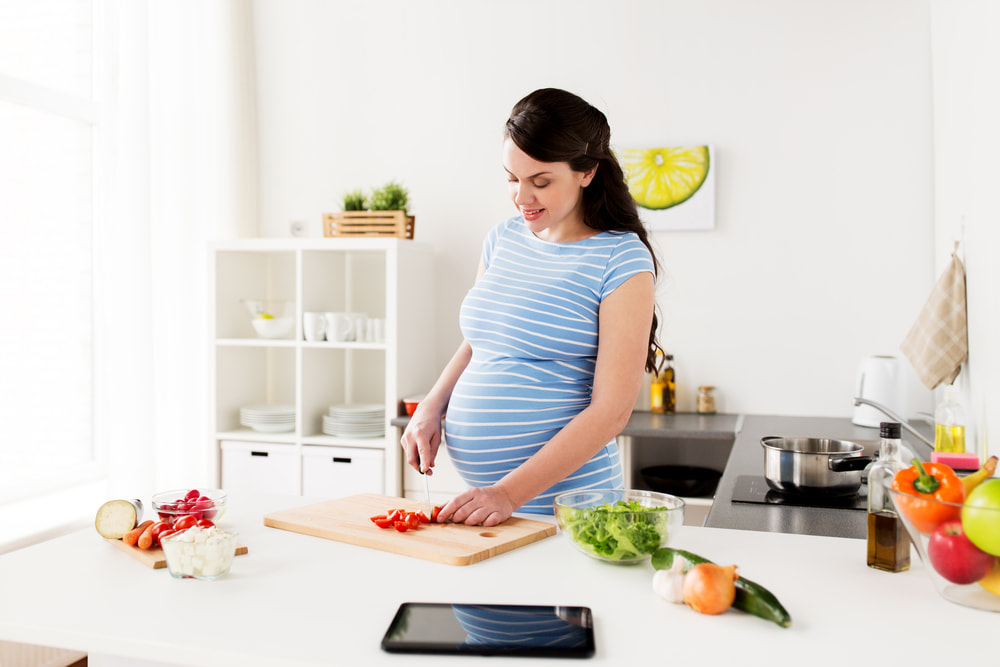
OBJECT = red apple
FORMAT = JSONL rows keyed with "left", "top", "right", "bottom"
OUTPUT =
{"left": 927, "top": 520, "right": 994, "bottom": 584}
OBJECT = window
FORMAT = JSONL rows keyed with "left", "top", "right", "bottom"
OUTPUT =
{"left": 0, "top": 0, "right": 100, "bottom": 503}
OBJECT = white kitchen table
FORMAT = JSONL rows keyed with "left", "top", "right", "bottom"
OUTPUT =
{"left": 0, "top": 492, "right": 995, "bottom": 666}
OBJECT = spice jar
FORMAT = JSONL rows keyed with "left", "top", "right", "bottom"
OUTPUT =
{"left": 696, "top": 386, "right": 716, "bottom": 415}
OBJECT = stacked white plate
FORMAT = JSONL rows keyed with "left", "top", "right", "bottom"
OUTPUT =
{"left": 322, "top": 403, "right": 385, "bottom": 438}
{"left": 240, "top": 404, "right": 295, "bottom": 433}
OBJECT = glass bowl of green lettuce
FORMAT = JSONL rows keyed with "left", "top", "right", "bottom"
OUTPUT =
{"left": 553, "top": 489, "right": 685, "bottom": 565}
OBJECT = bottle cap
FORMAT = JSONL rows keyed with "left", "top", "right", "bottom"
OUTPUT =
{"left": 880, "top": 422, "right": 901, "bottom": 439}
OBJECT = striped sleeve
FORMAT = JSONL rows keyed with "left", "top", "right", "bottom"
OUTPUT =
{"left": 600, "top": 234, "right": 654, "bottom": 300}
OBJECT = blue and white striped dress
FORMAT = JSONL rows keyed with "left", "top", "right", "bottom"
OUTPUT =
{"left": 443, "top": 216, "right": 655, "bottom": 514}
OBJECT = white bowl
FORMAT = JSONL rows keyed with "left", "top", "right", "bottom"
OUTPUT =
{"left": 251, "top": 317, "right": 293, "bottom": 338}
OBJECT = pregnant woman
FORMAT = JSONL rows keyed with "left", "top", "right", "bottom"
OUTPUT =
{"left": 401, "top": 88, "right": 663, "bottom": 526}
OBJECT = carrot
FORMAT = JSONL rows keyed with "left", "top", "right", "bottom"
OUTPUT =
{"left": 123, "top": 520, "right": 153, "bottom": 546}
{"left": 137, "top": 522, "right": 158, "bottom": 550}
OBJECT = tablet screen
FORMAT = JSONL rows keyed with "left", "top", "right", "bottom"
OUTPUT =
{"left": 381, "top": 602, "right": 595, "bottom": 658}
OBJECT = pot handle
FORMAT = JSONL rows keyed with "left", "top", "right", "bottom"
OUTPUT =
{"left": 828, "top": 455, "right": 873, "bottom": 472}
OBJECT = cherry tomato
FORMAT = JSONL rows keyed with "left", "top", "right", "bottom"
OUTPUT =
{"left": 174, "top": 515, "right": 198, "bottom": 531}
{"left": 157, "top": 529, "right": 178, "bottom": 542}
{"left": 405, "top": 512, "right": 420, "bottom": 530}
{"left": 393, "top": 520, "right": 409, "bottom": 532}
{"left": 196, "top": 519, "right": 215, "bottom": 529}
{"left": 431, "top": 505, "right": 444, "bottom": 522}
{"left": 386, "top": 509, "right": 404, "bottom": 522}
{"left": 414, "top": 511, "right": 430, "bottom": 524}
{"left": 185, "top": 489, "right": 200, "bottom": 501}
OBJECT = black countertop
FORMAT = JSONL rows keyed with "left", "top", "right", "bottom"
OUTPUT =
{"left": 704, "top": 414, "right": 933, "bottom": 540}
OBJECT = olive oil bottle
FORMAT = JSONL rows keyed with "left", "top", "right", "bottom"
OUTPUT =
{"left": 866, "top": 422, "right": 910, "bottom": 572}
{"left": 934, "top": 385, "right": 966, "bottom": 453}
{"left": 650, "top": 352, "right": 675, "bottom": 414}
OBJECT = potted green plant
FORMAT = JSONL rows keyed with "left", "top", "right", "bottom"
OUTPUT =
{"left": 368, "top": 180, "right": 409, "bottom": 214}
{"left": 324, "top": 180, "right": 415, "bottom": 239}
{"left": 342, "top": 189, "right": 367, "bottom": 211}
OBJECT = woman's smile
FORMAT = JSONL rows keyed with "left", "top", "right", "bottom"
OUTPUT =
{"left": 522, "top": 207, "right": 544, "bottom": 222}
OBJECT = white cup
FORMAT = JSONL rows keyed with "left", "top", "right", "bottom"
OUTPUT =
{"left": 373, "top": 318, "right": 385, "bottom": 343}
{"left": 347, "top": 313, "right": 368, "bottom": 342}
{"left": 303, "top": 312, "right": 326, "bottom": 341}
{"left": 324, "top": 312, "right": 354, "bottom": 342}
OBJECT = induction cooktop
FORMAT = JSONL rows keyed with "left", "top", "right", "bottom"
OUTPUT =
{"left": 730, "top": 475, "right": 867, "bottom": 511}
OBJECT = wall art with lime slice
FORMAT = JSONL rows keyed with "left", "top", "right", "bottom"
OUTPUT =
{"left": 616, "top": 145, "right": 715, "bottom": 231}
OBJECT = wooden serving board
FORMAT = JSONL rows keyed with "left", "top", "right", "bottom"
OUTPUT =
{"left": 105, "top": 538, "right": 249, "bottom": 569}
{"left": 263, "top": 494, "right": 556, "bottom": 566}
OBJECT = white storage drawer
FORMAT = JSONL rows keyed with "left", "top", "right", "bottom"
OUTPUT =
{"left": 302, "top": 446, "right": 383, "bottom": 498}
{"left": 221, "top": 441, "right": 299, "bottom": 495}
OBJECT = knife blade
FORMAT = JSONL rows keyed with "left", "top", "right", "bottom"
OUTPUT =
{"left": 423, "top": 469, "right": 432, "bottom": 519}
{"left": 419, "top": 455, "right": 433, "bottom": 520}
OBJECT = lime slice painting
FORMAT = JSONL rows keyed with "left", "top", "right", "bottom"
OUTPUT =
{"left": 617, "top": 145, "right": 715, "bottom": 230}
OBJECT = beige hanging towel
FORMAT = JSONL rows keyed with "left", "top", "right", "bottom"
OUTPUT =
{"left": 900, "top": 251, "right": 968, "bottom": 389}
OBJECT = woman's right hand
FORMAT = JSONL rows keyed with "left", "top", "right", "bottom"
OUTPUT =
{"left": 400, "top": 403, "right": 444, "bottom": 474}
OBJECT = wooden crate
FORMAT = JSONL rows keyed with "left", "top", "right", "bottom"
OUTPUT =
{"left": 323, "top": 211, "right": 415, "bottom": 239}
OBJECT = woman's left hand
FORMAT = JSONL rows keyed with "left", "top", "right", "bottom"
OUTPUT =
{"left": 437, "top": 485, "right": 516, "bottom": 527}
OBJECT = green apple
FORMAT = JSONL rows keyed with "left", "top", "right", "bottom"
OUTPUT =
{"left": 962, "top": 478, "right": 1000, "bottom": 556}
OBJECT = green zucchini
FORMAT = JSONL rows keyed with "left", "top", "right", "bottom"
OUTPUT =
{"left": 652, "top": 547, "right": 792, "bottom": 628}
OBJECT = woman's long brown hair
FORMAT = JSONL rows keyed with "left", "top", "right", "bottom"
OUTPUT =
{"left": 505, "top": 88, "right": 664, "bottom": 372}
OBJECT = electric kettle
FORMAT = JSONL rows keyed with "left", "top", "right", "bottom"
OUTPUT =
{"left": 852, "top": 355, "right": 907, "bottom": 427}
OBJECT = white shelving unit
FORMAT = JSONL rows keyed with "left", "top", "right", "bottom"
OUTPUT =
{"left": 208, "top": 237, "right": 436, "bottom": 498}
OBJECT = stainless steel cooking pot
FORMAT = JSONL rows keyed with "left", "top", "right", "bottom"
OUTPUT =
{"left": 761, "top": 436, "right": 873, "bottom": 496}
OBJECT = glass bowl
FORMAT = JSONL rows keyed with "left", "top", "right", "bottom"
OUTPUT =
{"left": 161, "top": 526, "right": 239, "bottom": 580}
{"left": 889, "top": 484, "right": 1000, "bottom": 612}
{"left": 553, "top": 489, "right": 684, "bottom": 565}
{"left": 152, "top": 488, "right": 227, "bottom": 527}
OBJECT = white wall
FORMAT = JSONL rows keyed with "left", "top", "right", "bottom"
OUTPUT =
{"left": 930, "top": 0, "right": 1000, "bottom": 458}
{"left": 250, "top": 0, "right": 936, "bottom": 419}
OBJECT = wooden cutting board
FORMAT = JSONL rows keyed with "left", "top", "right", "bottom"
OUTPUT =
{"left": 263, "top": 494, "right": 557, "bottom": 566}
{"left": 105, "top": 538, "right": 249, "bottom": 569}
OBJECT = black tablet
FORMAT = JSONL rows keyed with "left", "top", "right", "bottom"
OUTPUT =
{"left": 380, "top": 602, "right": 595, "bottom": 658}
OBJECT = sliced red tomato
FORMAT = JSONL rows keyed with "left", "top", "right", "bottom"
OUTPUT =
{"left": 405, "top": 512, "right": 421, "bottom": 530}
{"left": 414, "top": 511, "right": 430, "bottom": 524}
{"left": 393, "top": 520, "right": 409, "bottom": 532}
{"left": 370, "top": 515, "right": 393, "bottom": 529}
{"left": 431, "top": 505, "right": 444, "bottom": 522}
{"left": 386, "top": 509, "right": 405, "bottom": 522}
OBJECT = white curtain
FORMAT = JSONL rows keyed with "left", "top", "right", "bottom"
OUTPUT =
{"left": 96, "top": 0, "right": 259, "bottom": 503}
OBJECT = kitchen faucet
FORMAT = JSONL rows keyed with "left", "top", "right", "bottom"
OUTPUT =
{"left": 853, "top": 397, "right": 935, "bottom": 456}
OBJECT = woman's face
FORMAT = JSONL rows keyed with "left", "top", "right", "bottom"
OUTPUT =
{"left": 502, "top": 138, "right": 596, "bottom": 242}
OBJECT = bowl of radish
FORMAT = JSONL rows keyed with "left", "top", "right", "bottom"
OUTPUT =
{"left": 152, "top": 488, "right": 227, "bottom": 527}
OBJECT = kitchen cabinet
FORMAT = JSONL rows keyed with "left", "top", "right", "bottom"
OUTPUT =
{"left": 221, "top": 440, "right": 299, "bottom": 495}
{"left": 209, "top": 238, "right": 436, "bottom": 497}
{"left": 302, "top": 445, "right": 384, "bottom": 497}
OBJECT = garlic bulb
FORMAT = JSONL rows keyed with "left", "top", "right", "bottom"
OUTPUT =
{"left": 652, "top": 558, "right": 687, "bottom": 603}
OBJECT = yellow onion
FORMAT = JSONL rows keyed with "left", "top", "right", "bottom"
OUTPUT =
{"left": 682, "top": 563, "right": 738, "bottom": 615}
